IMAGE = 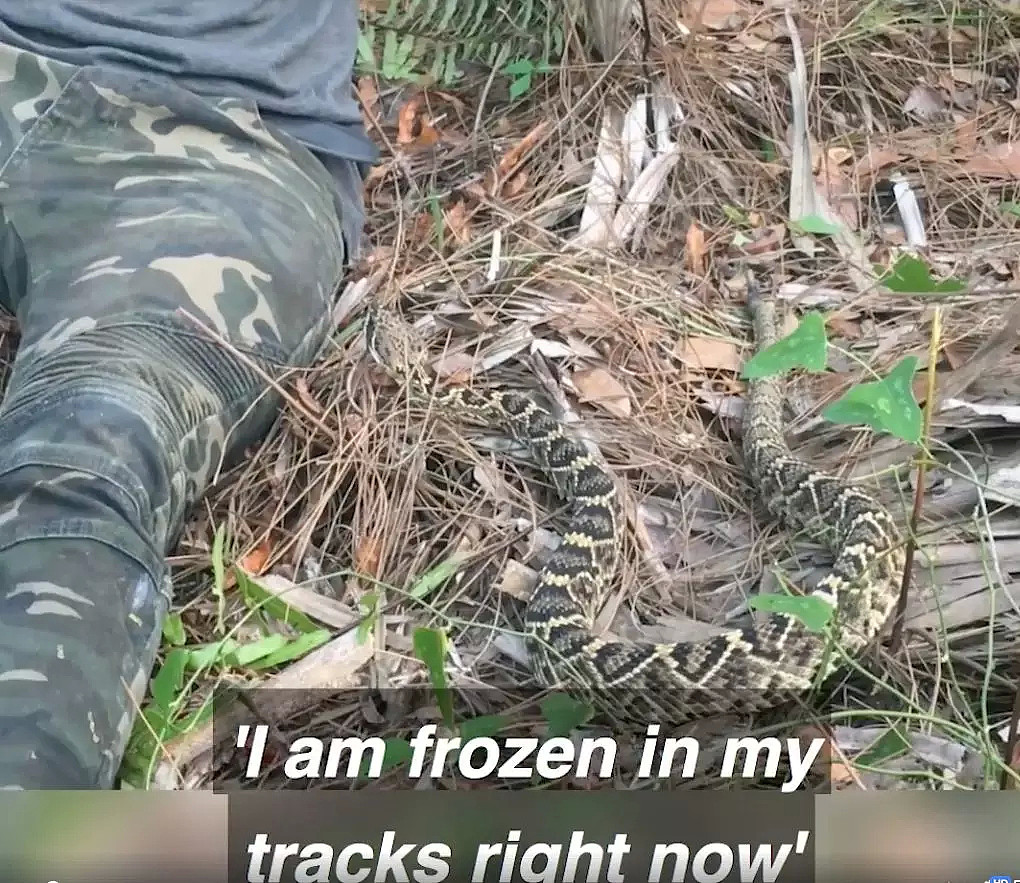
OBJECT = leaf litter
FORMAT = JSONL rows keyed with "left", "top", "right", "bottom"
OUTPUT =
{"left": 139, "top": 0, "right": 1020, "bottom": 790}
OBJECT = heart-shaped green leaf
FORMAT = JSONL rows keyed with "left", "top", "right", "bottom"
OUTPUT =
{"left": 742, "top": 312, "right": 828, "bottom": 379}
{"left": 822, "top": 356, "right": 922, "bottom": 443}
{"left": 879, "top": 254, "right": 965, "bottom": 294}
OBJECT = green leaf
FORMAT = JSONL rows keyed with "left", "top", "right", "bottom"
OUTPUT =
{"left": 122, "top": 697, "right": 215, "bottom": 788}
{"left": 381, "top": 737, "right": 415, "bottom": 773}
{"left": 748, "top": 593, "right": 834, "bottom": 634}
{"left": 149, "top": 648, "right": 189, "bottom": 711}
{"left": 184, "top": 639, "right": 240, "bottom": 672}
{"left": 540, "top": 693, "right": 593, "bottom": 737}
{"left": 503, "top": 58, "right": 535, "bottom": 75}
{"left": 162, "top": 612, "right": 186, "bottom": 647}
{"left": 822, "top": 356, "right": 922, "bottom": 443}
{"left": 227, "top": 634, "right": 291, "bottom": 669}
{"left": 235, "top": 568, "right": 320, "bottom": 634}
{"left": 878, "top": 254, "right": 965, "bottom": 294}
{"left": 509, "top": 73, "right": 532, "bottom": 100}
{"left": 356, "top": 32, "right": 378, "bottom": 72}
{"left": 357, "top": 593, "right": 379, "bottom": 644}
{"left": 413, "top": 627, "right": 454, "bottom": 729}
{"left": 792, "top": 214, "right": 842, "bottom": 236}
{"left": 1000, "top": 201, "right": 1020, "bottom": 218}
{"left": 245, "top": 630, "right": 331, "bottom": 670}
{"left": 856, "top": 726, "right": 911, "bottom": 768}
{"left": 355, "top": 737, "right": 414, "bottom": 778}
{"left": 459, "top": 714, "right": 509, "bottom": 741}
{"left": 741, "top": 312, "right": 828, "bottom": 379}
{"left": 408, "top": 554, "right": 465, "bottom": 600}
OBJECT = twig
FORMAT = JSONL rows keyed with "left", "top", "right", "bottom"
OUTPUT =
{"left": 889, "top": 305, "right": 942, "bottom": 653}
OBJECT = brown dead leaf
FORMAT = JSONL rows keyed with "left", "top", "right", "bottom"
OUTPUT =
{"left": 355, "top": 76, "right": 379, "bottom": 125}
{"left": 396, "top": 97, "right": 440, "bottom": 150}
{"left": 495, "top": 559, "right": 537, "bottom": 601}
{"left": 354, "top": 535, "right": 383, "bottom": 578}
{"left": 411, "top": 211, "right": 434, "bottom": 244}
{"left": 961, "top": 143, "right": 1020, "bottom": 178}
{"left": 687, "top": 0, "right": 743, "bottom": 29}
{"left": 238, "top": 541, "right": 271, "bottom": 576}
{"left": 573, "top": 367, "right": 632, "bottom": 418}
{"left": 677, "top": 335, "right": 742, "bottom": 372}
{"left": 826, "top": 146, "right": 854, "bottom": 166}
{"left": 953, "top": 118, "right": 978, "bottom": 157}
{"left": 502, "top": 171, "right": 529, "bottom": 198}
{"left": 444, "top": 199, "right": 473, "bottom": 245}
{"left": 685, "top": 221, "right": 708, "bottom": 275}
{"left": 852, "top": 147, "right": 903, "bottom": 180}
{"left": 903, "top": 83, "right": 946, "bottom": 120}
{"left": 815, "top": 161, "right": 859, "bottom": 230}
{"left": 826, "top": 315, "right": 862, "bottom": 340}
{"left": 735, "top": 223, "right": 786, "bottom": 256}
{"left": 942, "top": 343, "right": 966, "bottom": 370}
{"left": 432, "top": 352, "right": 476, "bottom": 382}
{"left": 497, "top": 120, "right": 551, "bottom": 177}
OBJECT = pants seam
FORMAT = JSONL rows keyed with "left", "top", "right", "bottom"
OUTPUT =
{"left": 0, "top": 65, "right": 85, "bottom": 183}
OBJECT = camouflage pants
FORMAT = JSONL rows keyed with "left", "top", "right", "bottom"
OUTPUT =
{"left": 0, "top": 44, "right": 357, "bottom": 787}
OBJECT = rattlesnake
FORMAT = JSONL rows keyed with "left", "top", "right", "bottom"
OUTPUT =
{"left": 364, "top": 281, "right": 905, "bottom": 721}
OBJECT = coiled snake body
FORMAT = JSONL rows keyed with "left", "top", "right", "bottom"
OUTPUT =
{"left": 365, "top": 286, "right": 904, "bottom": 721}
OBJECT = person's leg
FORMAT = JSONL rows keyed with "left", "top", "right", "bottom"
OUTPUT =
{"left": 0, "top": 45, "right": 357, "bottom": 787}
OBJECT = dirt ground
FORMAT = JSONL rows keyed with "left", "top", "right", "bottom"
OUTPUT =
{"left": 131, "top": 0, "right": 1020, "bottom": 790}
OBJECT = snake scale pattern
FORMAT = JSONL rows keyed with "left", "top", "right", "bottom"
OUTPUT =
{"left": 365, "top": 282, "right": 905, "bottom": 721}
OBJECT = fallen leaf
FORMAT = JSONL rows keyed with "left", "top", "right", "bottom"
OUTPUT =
{"left": 356, "top": 76, "right": 379, "bottom": 125}
{"left": 815, "top": 162, "right": 859, "bottom": 230}
{"left": 734, "top": 223, "right": 786, "bottom": 255}
{"left": 942, "top": 343, "right": 966, "bottom": 370}
{"left": 953, "top": 118, "right": 977, "bottom": 156}
{"left": 497, "top": 120, "right": 551, "bottom": 177}
{"left": 355, "top": 535, "right": 382, "bottom": 578}
{"left": 903, "top": 83, "right": 945, "bottom": 119}
{"left": 852, "top": 147, "right": 903, "bottom": 179}
{"left": 502, "top": 171, "right": 529, "bottom": 198}
{"left": 411, "top": 211, "right": 435, "bottom": 244}
{"left": 239, "top": 541, "right": 271, "bottom": 576}
{"left": 396, "top": 98, "right": 419, "bottom": 144}
{"left": 396, "top": 97, "right": 440, "bottom": 150}
{"left": 687, "top": 0, "right": 743, "bottom": 29}
{"left": 826, "top": 146, "right": 854, "bottom": 165}
{"left": 962, "top": 143, "right": 1020, "bottom": 178}
{"left": 685, "top": 221, "right": 708, "bottom": 275}
{"left": 573, "top": 367, "right": 632, "bottom": 418}
{"left": 495, "top": 559, "right": 537, "bottom": 601}
{"left": 444, "top": 199, "right": 472, "bottom": 244}
{"left": 677, "top": 335, "right": 741, "bottom": 372}
{"left": 826, "top": 315, "right": 861, "bottom": 340}
{"left": 432, "top": 351, "right": 476, "bottom": 382}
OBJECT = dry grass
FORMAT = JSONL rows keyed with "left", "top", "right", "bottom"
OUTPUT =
{"left": 157, "top": 0, "right": 1020, "bottom": 789}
